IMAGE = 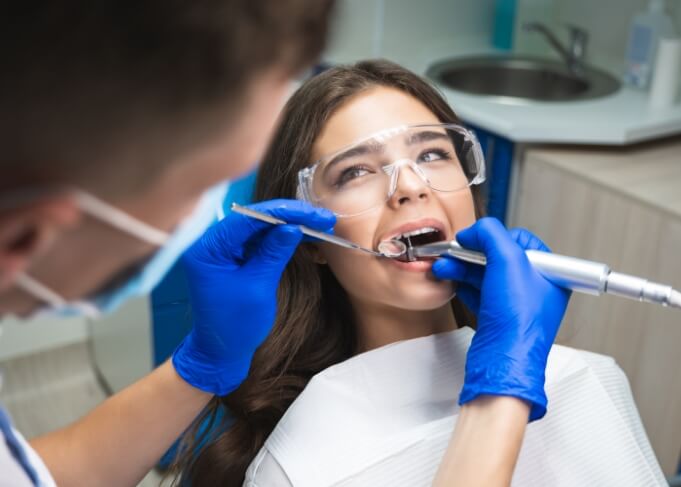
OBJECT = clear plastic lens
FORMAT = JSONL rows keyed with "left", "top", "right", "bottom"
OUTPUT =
{"left": 298, "top": 124, "right": 485, "bottom": 218}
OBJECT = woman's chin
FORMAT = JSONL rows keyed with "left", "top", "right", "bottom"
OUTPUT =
{"left": 387, "top": 278, "right": 456, "bottom": 311}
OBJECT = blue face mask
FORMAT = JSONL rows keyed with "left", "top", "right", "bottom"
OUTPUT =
{"left": 15, "top": 181, "right": 229, "bottom": 319}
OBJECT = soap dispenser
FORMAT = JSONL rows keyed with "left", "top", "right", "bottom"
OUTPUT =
{"left": 624, "top": 0, "right": 676, "bottom": 89}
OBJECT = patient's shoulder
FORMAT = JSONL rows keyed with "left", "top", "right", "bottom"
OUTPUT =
{"left": 545, "top": 344, "right": 665, "bottom": 483}
{"left": 547, "top": 343, "right": 631, "bottom": 392}
{"left": 552, "top": 343, "right": 619, "bottom": 367}
{"left": 244, "top": 447, "right": 293, "bottom": 487}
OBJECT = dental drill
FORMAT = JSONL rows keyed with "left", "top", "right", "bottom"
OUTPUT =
{"left": 232, "top": 204, "right": 681, "bottom": 310}
{"left": 381, "top": 239, "right": 681, "bottom": 310}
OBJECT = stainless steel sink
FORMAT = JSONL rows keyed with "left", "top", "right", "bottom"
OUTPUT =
{"left": 426, "top": 56, "right": 620, "bottom": 103}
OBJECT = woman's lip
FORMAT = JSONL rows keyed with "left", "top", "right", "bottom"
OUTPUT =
{"left": 387, "top": 256, "right": 436, "bottom": 273}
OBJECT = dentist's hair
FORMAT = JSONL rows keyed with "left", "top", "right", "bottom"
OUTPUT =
{"left": 173, "top": 60, "right": 484, "bottom": 485}
{"left": 1, "top": 0, "right": 334, "bottom": 195}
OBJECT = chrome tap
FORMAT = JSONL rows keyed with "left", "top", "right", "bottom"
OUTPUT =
{"left": 523, "top": 22, "right": 588, "bottom": 75}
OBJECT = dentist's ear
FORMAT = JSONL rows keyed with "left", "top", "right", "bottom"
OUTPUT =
{"left": 0, "top": 195, "right": 81, "bottom": 291}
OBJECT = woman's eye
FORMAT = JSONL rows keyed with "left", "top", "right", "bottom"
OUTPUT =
{"left": 418, "top": 149, "right": 451, "bottom": 163}
{"left": 335, "top": 166, "right": 371, "bottom": 187}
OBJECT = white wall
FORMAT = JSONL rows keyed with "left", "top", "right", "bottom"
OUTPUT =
{"left": 514, "top": 0, "right": 681, "bottom": 70}
{"left": 324, "top": 0, "right": 496, "bottom": 68}
{"left": 324, "top": 0, "right": 681, "bottom": 76}
{"left": 556, "top": 0, "right": 681, "bottom": 65}
{"left": 380, "top": 0, "right": 496, "bottom": 64}
{"left": 90, "top": 296, "right": 153, "bottom": 392}
{"left": 324, "top": 0, "right": 385, "bottom": 63}
{"left": 0, "top": 315, "right": 89, "bottom": 362}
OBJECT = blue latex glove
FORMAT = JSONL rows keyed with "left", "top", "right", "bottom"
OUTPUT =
{"left": 432, "top": 217, "right": 570, "bottom": 421}
{"left": 172, "top": 199, "right": 336, "bottom": 396}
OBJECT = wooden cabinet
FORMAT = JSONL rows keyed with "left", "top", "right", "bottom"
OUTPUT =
{"left": 512, "top": 136, "right": 681, "bottom": 476}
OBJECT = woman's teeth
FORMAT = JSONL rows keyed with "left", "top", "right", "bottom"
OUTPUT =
{"left": 395, "top": 227, "right": 440, "bottom": 240}
{"left": 394, "top": 227, "right": 445, "bottom": 252}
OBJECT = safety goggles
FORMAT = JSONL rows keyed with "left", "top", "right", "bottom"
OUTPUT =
{"left": 296, "top": 123, "right": 486, "bottom": 218}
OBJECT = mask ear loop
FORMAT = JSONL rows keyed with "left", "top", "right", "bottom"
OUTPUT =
{"left": 74, "top": 192, "right": 170, "bottom": 246}
{"left": 14, "top": 273, "right": 101, "bottom": 319}
{"left": 13, "top": 191, "right": 173, "bottom": 319}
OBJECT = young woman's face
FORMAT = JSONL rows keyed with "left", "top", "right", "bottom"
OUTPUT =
{"left": 310, "top": 87, "right": 477, "bottom": 311}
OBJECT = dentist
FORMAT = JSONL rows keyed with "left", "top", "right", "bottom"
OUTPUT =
{"left": 0, "top": 2, "right": 335, "bottom": 486}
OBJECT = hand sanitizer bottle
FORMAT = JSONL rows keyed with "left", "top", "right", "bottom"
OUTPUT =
{"left": 624, "top": 0, "right": 675, "bottom": 89}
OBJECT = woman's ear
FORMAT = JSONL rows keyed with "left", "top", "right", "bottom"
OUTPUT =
{"left": 0, "top": 194, "right": 81, "bottom": 290}
{"left": 301, "top": 242, "right": 327, "bottom": 265}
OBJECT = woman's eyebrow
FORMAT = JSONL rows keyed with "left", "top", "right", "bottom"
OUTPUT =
{"left": 325, "top": 140, "right": 385, "bottom": 169}
{"left": 323, "top": 130, "right": 449, "bottom": 171}
{"left": 405, "top": 130, "right": 450, "bottom": 145}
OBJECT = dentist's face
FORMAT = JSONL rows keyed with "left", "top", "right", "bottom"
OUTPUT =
{"left": 0, "top": 68, "right": 291, "bottom": 316}
{"left": 310, "top": 87, "right": 476, "bottom": 311}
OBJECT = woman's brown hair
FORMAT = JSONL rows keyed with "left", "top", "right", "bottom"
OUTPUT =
{"left": 172, "top": 59, "right": 484, "bottom": 485}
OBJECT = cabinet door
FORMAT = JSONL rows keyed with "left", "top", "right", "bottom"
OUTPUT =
{"left": 513, "top": 153, "right": 681, "bottom": 476}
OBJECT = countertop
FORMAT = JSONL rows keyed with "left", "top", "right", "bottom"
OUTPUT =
{"left": 396, "top": 39, "right": 681, "bottom": 145}
{"left": 524, "top": 135, "right": 681, "bottom": 221}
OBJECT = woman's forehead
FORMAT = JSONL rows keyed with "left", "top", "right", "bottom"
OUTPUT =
{"left": 312, "top": 87, "right": 440, "bottom": 161}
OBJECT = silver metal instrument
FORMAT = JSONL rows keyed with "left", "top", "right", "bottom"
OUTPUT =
{"left": 410, "top": 240, "right": 681, "bottom": 310}
{"left": 231, "top": 204, "right": 391, "bottom": 258}
{"left": 231, "top": 203, "right": 681, "bottom": 310}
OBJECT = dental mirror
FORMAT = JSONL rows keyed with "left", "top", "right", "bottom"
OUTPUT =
{"left": 377, "top": 239, "right": 408, "bottom": 259}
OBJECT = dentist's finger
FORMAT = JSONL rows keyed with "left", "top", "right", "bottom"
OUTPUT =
{"left": 509, "top": 227, "right": 551, "bottom": 253}
{"left": 220, "top": 199, "right": 336, "bottom": 250}
{"left": 253, "top": 200, "right": 336, "bottom": 230}
{"left": 244, "top": 224, "right": 303, "bottom": 278}
{"left": 432, "top": 256, "right": 484, "bottom": 289}
{"left": 456, "top": 217, "right": 525, "bottom": 266}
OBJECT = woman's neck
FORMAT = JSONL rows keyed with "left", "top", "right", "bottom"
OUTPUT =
{"left": 351, "top": 299, "right": 457, "bottom": 352}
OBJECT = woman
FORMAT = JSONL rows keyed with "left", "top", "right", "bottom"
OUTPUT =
{"left": 174, "top": 61, "right": 666, "bottom": 486}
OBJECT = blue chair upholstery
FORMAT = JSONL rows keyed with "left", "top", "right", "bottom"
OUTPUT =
{"left": 466, "top": 124, "right": 514, "bottom": 224}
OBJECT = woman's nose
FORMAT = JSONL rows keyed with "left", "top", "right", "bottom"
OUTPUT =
{"left": 387, "top": 163, "right": 431, "bottom": 209}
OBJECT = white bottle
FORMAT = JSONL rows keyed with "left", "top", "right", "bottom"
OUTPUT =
{"left": 649, "top": 36, "right": 681, "bottom": 108}
{"left": 624, "top": 0, "right": 675, "bottom": 89}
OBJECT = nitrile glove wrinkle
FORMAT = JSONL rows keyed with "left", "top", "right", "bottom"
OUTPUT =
{"left": 172, "top": 332, "right": 254, "bottom": 397}
{"left": 172, "top": 199, "right": 336, "bottom": 396}
{"left": 432, "top": 218, "right": 570, "bottom": 421}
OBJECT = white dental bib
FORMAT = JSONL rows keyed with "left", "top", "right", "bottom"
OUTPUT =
{"left": 244, "top": 327, "right": 666, "bottom": 486}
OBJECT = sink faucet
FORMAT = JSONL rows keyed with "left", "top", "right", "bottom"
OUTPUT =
{"left": 523, "top": 22, "right": 588, "bottom": 75}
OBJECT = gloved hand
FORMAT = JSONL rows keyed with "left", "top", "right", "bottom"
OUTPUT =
{"left": 432, "top": 217, "right": 570, "bottom": 421}
{"left": 172, "top": 199, "right": 336, "bottom": 396}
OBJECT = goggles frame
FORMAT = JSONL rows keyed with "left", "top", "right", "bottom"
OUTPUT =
{"left": 296, "top": 123, "right": 486, "bottom": 218}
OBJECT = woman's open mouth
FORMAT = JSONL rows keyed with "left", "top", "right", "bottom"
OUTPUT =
{"left": 378, "top": 219, "right": 448, "bottom": 271}
{"left": 391, "top": 227, "right": 446, "bottom": 262}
